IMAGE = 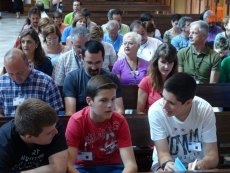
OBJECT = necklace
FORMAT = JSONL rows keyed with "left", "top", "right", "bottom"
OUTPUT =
{"left": 125, "top": 58, "right": 139, "bottom": 77}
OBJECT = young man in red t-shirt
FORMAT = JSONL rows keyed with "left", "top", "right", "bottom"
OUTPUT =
{"left": 65, "top": 75, "right": 137, "bottom": 173}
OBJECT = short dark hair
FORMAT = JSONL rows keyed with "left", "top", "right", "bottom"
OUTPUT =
{"left": 28, "top": 7, "right": 41, "bottom": 18}
{"left": 15, "top": 98, "right": 57, "bottom": 137}
{"left": 87, "top": 75, "right": 117, "bottom": 100}
{"left": 81, "top": 8, "right": 91, "bottom": 17}
{"left": 73, "top": 0, "right": 82, "bottom": 5}
{"left": 130, "top": 20, "right": 145, "bottom": 31}
{"left": 140, "top": 12, "right": 153, "bottom": 22}
{"left": 171, "top": 13, "right": 181, "bottom": 22}
{"left": 82, "top": 40, "right": 105, "bottom": 60}
{"left": 35, "top": 2, "right": 45, "bottom": 12}
{"left": 164, "top": 73, "right": 196, "bottom": 104}
{"left": 107, "top": 9, "right": 122, "bottom": 20}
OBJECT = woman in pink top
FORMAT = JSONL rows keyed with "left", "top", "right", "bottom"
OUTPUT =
{"left": 137, "top": 43, "right": 178, "bottom": 114}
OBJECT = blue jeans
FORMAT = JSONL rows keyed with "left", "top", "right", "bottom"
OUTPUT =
{"left": 75, "top": 164, "right": 124, "bottom": 173}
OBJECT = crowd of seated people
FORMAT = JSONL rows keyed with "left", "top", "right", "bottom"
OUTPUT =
{"left": 2, "top": 0, "right": 230, "bottom": 122}
{"left": 1, "top": 1, "right": 230, "bottom": 172}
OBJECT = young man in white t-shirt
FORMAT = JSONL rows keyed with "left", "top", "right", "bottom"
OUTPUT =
{"left": 148, "top": 72, "right": 218, "bottom": 172}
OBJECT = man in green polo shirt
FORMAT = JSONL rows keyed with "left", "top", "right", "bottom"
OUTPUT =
{"left": 64, "top": 0, "right": 82, "bottom": 25}
{"left": 177, "top": 20, "right": 221, "bottom": 84}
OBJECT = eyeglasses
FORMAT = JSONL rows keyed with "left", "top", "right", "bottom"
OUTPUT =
{"left": 84, "top": 60, "right": 102, "bottom": 66}
{"left": 72, "top": 44, "right": 82, "bottom": 50}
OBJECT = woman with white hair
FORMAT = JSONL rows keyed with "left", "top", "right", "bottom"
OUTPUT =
{"left": 112, "top": 32, "right": 149, "bottom": 85}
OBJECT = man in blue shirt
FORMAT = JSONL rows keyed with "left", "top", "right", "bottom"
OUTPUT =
{"left": 0, "top": 48, "right": 63, "bottom": 116}
{"left": 63, "top": 40, "right": 124, "bottom": 116}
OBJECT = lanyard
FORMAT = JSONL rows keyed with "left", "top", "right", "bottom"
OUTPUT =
{"left": 191, "top": 48, "right": 204, "bottom": 81}
{"left": 74, "top": 53, "right": 81, "bottom": 68}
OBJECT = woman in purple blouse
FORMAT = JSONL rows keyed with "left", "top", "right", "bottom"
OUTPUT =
{"left": 112, "top": 32, "right": 149, "bottom": 85}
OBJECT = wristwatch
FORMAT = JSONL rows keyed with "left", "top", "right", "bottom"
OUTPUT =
{"left": 161, "top": 160, "right": 173, "bottom": 170}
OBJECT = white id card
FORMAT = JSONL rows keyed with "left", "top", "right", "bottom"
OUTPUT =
{"left": 77, "top": 152, "right": 93, "bottom": 161}
{"left": 13, "top": 97, "right": 25, "bottom": 106}
{"left": 188, "top": 142, "right": 202, "bottom": 151}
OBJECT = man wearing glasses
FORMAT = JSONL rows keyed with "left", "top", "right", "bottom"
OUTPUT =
{"left": 63, "top": 40, "right": 124, "bottom": 116}
{"left": 53, "top": 26, "right": 89, "bottom": 90}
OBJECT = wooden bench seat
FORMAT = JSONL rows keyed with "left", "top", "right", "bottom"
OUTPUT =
{"left": 121, "top": 83, "right": 230, "bottom": 110}
{"left": 196, "top": 83, "right": 230, "bottom": 108}
{"left": 63, "top": 1, "right": 162, "bottom": 6}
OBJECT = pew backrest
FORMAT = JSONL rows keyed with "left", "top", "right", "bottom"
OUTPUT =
{"left": 121, "top": 83, "right": 230, "bottom": 110}
{"left": 196, "top": 84, "right": 230, "bottom": 108}
{"left": 215, "top": 111, "right": 230, "bottom": 168}
{"left": 121, "top": 85, "right": 138, "bottom": 110}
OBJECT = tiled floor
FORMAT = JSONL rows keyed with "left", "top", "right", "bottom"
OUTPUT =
{"left": 0, "top": 12, "right": 26, "bottom": 69}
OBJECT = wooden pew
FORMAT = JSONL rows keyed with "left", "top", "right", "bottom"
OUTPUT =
{"left": 62, "top": 0, "right": 201, "bottom": 35}
{"left": 63, "top": 0, "right": 170, "bottom": 15}
{"left": 2, "top": 111, "right": 230, "bottom": 170}
{"left": 125, "top": 114, "right": 153, "bottom": 171}
{"left": 121, "top": 84, "right": 138, "bottom": 111}
{"left": 121, "top": 83, "right": 230, "bottom": 110}
{"left": 215, "top": 111, "right": 230, "bottom": 168}
{"left": 196, "top": 84, "right": 230, "bottom": 108}
{"left": 62, "top": 0, "right": 172, "bottom": 32}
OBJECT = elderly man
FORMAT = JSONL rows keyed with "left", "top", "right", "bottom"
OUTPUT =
{"left": 63, "top": 40, "right": 124, "bottom": 116}
{"left": 53, "top": 26, "right": 89, "bottom": 88}
{"left": 103, "top": 20, "right": 123, "bottom": 54}
{"left": 0, "top": 48, "right": 63, "bottom": 116}
{"left": 177, "top": 20, "right": 221, "bottom": 84}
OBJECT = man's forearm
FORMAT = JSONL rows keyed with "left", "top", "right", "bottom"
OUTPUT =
{"left": 196, "top": 156, "right": 219, "bottom": 170}
{"left": 122, "top": 163, "right": 137, "bottom": 173}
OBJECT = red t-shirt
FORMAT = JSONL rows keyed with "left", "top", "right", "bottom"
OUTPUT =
{"left": 65, "top": 106, "right": 132, "bottom": 166}
{"left": 138, "top": 75, "right": 162, "bottom": 109}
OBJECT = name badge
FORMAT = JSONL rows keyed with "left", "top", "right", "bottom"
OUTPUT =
{"left": 77, "top": 152, "right": 93, "bottom": 161}
{"left": 188, "top": 142, "right": 202, "bottom": 151}
{"left": 13, "top": 97, "right": 25, "bottom": 106}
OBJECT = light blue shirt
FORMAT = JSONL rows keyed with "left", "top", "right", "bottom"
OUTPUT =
{"left": 103, "top": 33, "right": 123, "bottom": 54}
